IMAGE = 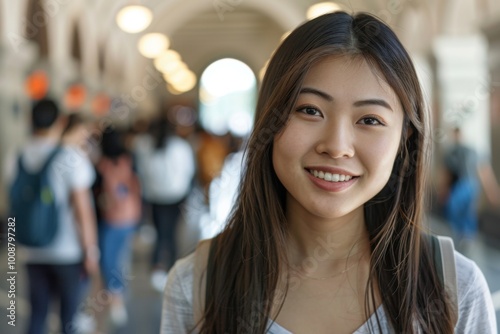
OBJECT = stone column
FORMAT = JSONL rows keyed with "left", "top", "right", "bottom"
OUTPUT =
{"left": 433, "top": 34, "right": 491, "bottom": 158}
{"left": 484, "top": 21, "right": 500, "bottom": 184}
{"left": 0, "top": 39, "right": 38, "bottom": 214}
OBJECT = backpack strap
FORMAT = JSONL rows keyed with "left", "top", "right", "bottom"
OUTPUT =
{"left": 431, "top": 235, "right": 458, "bottom": 326}
{"left": 17, "top": 145, "right": 62, "bottom": 174}
{"left": 40, "top": 146, "right": 62, "bottom": 173}
{"left": 16, "top": 150, "right": 27, "bottom": 174}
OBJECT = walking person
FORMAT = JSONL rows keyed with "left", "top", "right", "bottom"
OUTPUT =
{"left": 6, "top": 99, "right": 98, "bottom": 334}
{"left": 161, "top": 12, "right": 496, "bottom": 334}
{"left": 136, "top": 117, "right": 195, "bottom": 292}
{"left": 93, "top": 128, "right": 141, "bottom": 326}
{"left": 442, "top": 127, "right": 500, "bottom": 251}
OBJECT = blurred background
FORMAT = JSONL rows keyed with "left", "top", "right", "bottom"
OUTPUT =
{"left": 1, "top": 0, "right": 500, "bottom": 333}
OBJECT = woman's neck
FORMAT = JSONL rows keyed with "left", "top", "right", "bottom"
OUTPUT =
{"left": 285, "top": 205, "right": 371, "bottom": 275}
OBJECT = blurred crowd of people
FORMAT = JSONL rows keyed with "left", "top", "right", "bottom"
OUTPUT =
{"left": 4, "top": 96, "right": 500, "bottom": 333}
{"left": 4, "top": 98, "right": 244, "bottom": 333}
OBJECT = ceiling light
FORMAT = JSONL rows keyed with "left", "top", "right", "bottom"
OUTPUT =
{"left": 170, "top": 71, "right": 197, "bottom": 92}
{"left": 160, "top": 61, "right": 186, "bottom": 77}
{"left": 306, "top": 2, "right": 342, "bottom": 20}
{"left": 167, "top": 83, "right": 183, "bottom": 95}
{"left": 154, "top": 50, "right": 181, "bottom": 73}
{"left": 138, "top": 33, "right": 170, "bottom": 58}
{"left": 116, "top": 5, "right": 153, "bottom": 33}
{"left": 168, "top": 69, "right": 191, "bottom": 84}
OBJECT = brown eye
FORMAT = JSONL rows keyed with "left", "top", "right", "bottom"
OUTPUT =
{"left": 358, "top": 117, "right": 384, "bottom": 126}
{"left": 296, "top": 106, "right": 321, "bottom": 116}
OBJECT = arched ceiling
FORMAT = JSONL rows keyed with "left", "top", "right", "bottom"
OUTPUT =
{"left": 92, "top": 0, "right": 500, "bottom": 89}
{"left": 1, "top": 0, "right": 500, "bottom": 102}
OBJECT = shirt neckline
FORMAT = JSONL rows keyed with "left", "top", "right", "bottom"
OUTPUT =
{"left": 268, "top": 304, "right": 385, "bottom": 334}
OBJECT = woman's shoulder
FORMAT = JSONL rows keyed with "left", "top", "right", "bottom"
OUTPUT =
{"left": 453, "top": 251, "right": 497, "bottom": 332}
{"left": 170, "top": 252, "right": 196, "bottom": 281}
{"left": 454, "top": 250, "right": 483, "bottom": 292}
{"left": 166, "top": 239, "right": 213, "bottom": 295}
{"left": 162, "top": 239, "right": 213, "bottom": 333}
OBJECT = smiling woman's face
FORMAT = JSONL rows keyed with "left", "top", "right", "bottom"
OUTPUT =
{"left": 272, "top": 55, "right": 405, "bottom": 221}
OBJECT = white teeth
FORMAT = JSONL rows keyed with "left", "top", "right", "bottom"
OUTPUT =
{"left": 309, "top": 169, "right": 354, "bottom": 182}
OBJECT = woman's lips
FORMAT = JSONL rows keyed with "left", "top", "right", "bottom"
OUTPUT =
{"left": 305, "top": 168, "right": 359, "bottom": 192}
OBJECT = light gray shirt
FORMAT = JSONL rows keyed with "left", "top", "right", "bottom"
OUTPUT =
{"left": 161, "top": 250, "right": 496, "bottom": 333}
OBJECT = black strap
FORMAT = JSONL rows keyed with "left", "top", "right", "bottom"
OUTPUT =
{"left": 41, "top": 146, "right": 62, "bottom": 173}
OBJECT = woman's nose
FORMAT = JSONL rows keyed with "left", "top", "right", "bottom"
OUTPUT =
{"left": 314, "top": 121, "right": 355, "bottom": 159}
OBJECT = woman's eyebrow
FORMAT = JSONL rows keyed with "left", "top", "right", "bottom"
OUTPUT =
{"left": 299, "top": 87, "right": 393, "bottom": 112}
{"left": 353, "top": 99, "right": 393, "bottom": 111}
{"left": 299, "top": 87, "right": 333, "bottom": 101}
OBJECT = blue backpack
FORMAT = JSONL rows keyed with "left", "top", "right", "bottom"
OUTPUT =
{"left": 9, "top": 146, "right": 62, "bottom": 247}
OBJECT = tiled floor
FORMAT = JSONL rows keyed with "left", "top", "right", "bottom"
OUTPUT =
{"left": 1, "top": 216, "right": 499, "bottom": 334}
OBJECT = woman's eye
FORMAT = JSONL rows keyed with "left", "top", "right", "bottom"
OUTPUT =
{"left": 358, "top": 117, "right": 384, "bottom": 126}
{"left": 296, "top": 106, "right": 321, "bottom": 116}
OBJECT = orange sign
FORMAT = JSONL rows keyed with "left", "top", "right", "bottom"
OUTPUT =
{"left": 64, "top": 84, "right": 87, "bottom": 110}
{"left": 25, "top": 70, "right": 49, "bottom": 100}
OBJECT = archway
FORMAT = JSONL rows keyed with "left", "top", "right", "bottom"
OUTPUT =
{"left": 199, "top": 58, "right": 257, "bottom": 136}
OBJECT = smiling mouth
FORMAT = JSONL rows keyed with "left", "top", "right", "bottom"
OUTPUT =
{"left": 306, "top": 169, "right": 359, "bottom": 183}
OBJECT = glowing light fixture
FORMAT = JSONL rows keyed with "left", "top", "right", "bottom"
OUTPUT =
{"left": 199, "top": 58, "right": 257, "bottom": 136}
{"left": 116, "top": 5, "right": 152, "bottom": 33}
{"left": 306, "top": 2, "right": 342, "bottom": 20}
{"left": 201, "top": 58, "right": 256, "bottom": 97}
{"left": 138, "top": 33, "right": 170, "bottom": 58}
{"left": 167, "top": 83, "right": 183, "bottom": 95}
{"left": 160, "top": 60, "right": 187, "bottom": 77}
{"left": 154, "top": 50, "right": 181, "bottom": 73}
{"left": 170, "top": 70, "right": 197, "bottom": 92}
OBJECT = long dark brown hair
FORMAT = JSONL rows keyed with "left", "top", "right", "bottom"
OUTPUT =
{"left": 199, "top": 11, "right": 454, "bottom": 333}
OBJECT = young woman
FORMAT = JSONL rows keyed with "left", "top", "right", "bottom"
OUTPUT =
{"left": 161, "top": 11, "right": 496, "bottom": 334}
{"left": 94, "top": 128, "right": 141, "bottom": 326}
{"left": 135, "top": 117, "right": 196, "bottom": 291}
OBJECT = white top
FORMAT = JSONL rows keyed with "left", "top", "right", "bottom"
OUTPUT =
{"left": 5, "top": 138, "right": 95, "bottom": 264}
{"left": 135, "top": 135, "right": 195, "bottom": 204}
{"left": 161, "top": 250, "right": 497, "bottom": 333}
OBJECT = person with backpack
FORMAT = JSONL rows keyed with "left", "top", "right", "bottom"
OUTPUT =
{"left": 161, "top": 12, "right": 496, "bottom": 334}
{"left": 6, "top": 99, "right": 98, "bottom": 334}
{"left": 93, "top": 128, "right": 141, "bottom": 326}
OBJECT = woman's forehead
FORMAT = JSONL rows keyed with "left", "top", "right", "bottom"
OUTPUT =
{"left": 301, "top": 55, "right": 399, "bottom": 106}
